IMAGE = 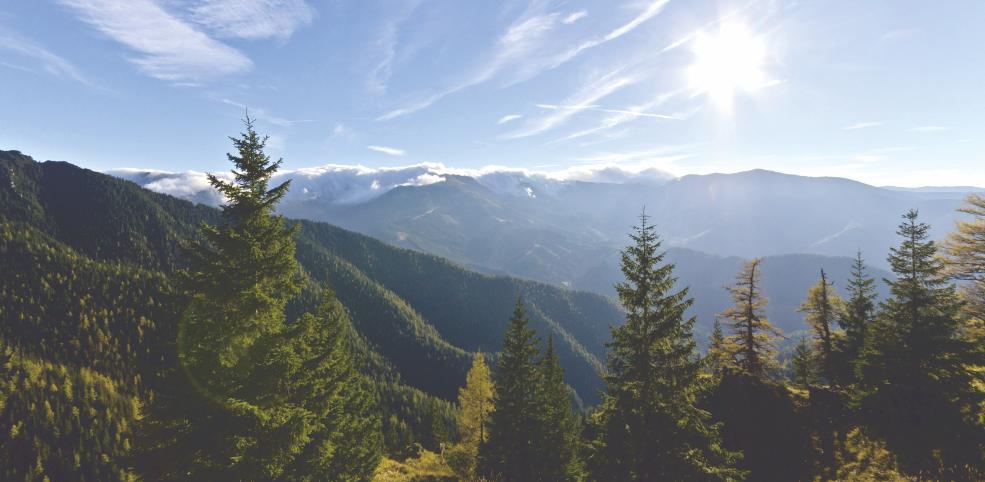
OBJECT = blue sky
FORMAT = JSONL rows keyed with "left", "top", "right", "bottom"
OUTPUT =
{"left": 1, "top": 0, "right": 983, "bottom": 186}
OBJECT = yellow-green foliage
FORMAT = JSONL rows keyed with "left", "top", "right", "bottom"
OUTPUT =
{"left": 454, "top": 353, "right": 494, "bottom": 478}
{"left": 373, "top": 450, "right": 456, "bottom": 482}
{"left": 823, "top": 428, "right": 914, "bottom": 482}
{"left": 0, "top": 347, "right": 139, "bottom": 482}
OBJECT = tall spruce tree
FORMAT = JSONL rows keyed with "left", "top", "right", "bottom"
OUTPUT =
{"left": 718, "top": 258, "right": 781, "bottom": 379}
{"left": 534, "top": 337, "right": 583, "bottom": 482}
{"left": 136, "top": 118, "right": 381, "bottom": 480}
{"left": 857, "top": 209, "right": 985, "bottom": 478}
{"left": 798, "top": 269, "right": 843, "bottom": 385}
{"left": 480, "top": 298, "right": 542, "bottom": 481}
{"left": 839, "top": 251, "right": 877, "bottom": 383}
{"left": 591, "top": 212, "right": 742, "bottom": 481}
{"left": 453, "top": 353, "right": 495, "bottom": 479}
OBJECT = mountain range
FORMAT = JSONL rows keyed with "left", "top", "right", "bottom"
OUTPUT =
{"left": 112, "top": 161, "right": 978, "bottom": 337}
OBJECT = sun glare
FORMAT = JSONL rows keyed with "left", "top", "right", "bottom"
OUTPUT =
{"left": 687, "top": 22, "right": 769, "bottom": 111}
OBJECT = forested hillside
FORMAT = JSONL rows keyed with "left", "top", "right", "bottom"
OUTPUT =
{"left": 3, "top": 134, "right": 984, "bottom": 481}
{"left": 0, "top": 146, "right": 623, "bottom": 479}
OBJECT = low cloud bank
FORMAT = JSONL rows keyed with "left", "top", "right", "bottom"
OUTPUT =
{"left": 108, "top": 162, "right": 676, "bottom": 207}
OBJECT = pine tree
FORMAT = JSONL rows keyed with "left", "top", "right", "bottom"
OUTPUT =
{"left": 790, "top": 337, "right": 816, "bottom": 389}
{"left": 136, "top": 118, "right": 381, "bottom": 480}
{"left": 944, "top": 194, "right": 985, "bottom": 330}
{"left": 534, "top": 337, "right": 583, "bottom": 482}
{"left": 707, "top": 319, "right": 730, "bottom": 376}
{"left": 453, "top": 353, "right": 494, "bottom": 478}
{"left": 591, "top": 212, "right": 742, "bottom": 481}
{"left": 479, "top": 298, "right": 542, "bottom": 481}
{"left": 719, "top": 258, "right": 781, "bottom": 379}
{"left": 798, "top": 269, "right": 843, "bottom": 385}
{"left": 857, "top": 209, "right": 985, "bottom": 478}
{"left": 838, "top": 251, "right": 877, "bottom": 383}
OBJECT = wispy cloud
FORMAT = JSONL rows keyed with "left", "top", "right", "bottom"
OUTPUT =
{"left": 546, "top": 0, "right": 670, "bottom": 69}
{"left": 368, "top": 22, "right": 399, "bottom": 96}
{"left": 367, "top": 1, "right": 421, "bottom": 96}
{"left": 497, "top": 114, "right": 523, "bottom": 125}
{"left": 58, "top": 0, "right": 252, "bottom": 81}
{"left": 0, "top": 29, "right": 91, "bottom": 85}
{"left": 562, "top": 11, "right": 587, "bottom": 24}
{"left": 842, "top": 121, "right": 882, "bottom": 130}
{"left": 367, "top": 145, "right": 405, "bottom": 156}
{"left": 908, "top": 125, "right": 949, "bottom": 132}
{"left": 575, "top": 144, "right": 694, "bottom": 163}
{"left": 552, "top": 90, "right": 683, "bottom": 143}
{"left": 215, "top": 98, "right": 313, "bottom": 127}
{"left": 552, "top": 90, "right": 691, "bottom": 142}
{"left": 657, "top": 2, "right": 761, "bottom": 55}
{"left": 377, "top": 0, "right": 669, "bottom": 121}
{"left": 377, "top": 8, "right": 563, "bottom": 121}
{"left": 503, "top": 68, "right": 639, "bottom": 139}
{"left": 186, "top": 0, "right": 314, "bottom": 40}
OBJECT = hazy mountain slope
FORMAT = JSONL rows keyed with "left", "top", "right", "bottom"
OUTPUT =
{"left": 111, "top": 161, "right": 918, "bottom": 340}
{"left": 274, "top": 167, "right": 961, "bottom": 282}
{"left": 116, "top": 164, "right": 971, "bottom": 268}
{"left": 276, "top": 169, "right": 903, "bottom": 337}
{"left": 0, "top": 149, "right": 619, "bottom": 403}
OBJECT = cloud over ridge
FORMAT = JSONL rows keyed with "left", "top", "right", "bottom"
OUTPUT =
{"left": 109, "top": 160, "right": 677, "bottom": 207}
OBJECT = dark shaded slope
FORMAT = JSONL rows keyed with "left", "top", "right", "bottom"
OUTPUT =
{"left": 1, "top": 150, "right": 619, "bottom": 402}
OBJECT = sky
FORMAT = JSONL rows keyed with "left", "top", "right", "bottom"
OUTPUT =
{"left": 1, "top": 0, "right": 983, "bottom": 187}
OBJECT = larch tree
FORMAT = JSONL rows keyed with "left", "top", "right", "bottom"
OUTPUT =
{"left": 944, "top": 194, "right": 985, "bottom": 330}
{"left": 591, "top": 212, "right": 742, "bottom": 482}
{"left": 718, "top": 258, "right": 782, "bottom": 379}
{"left": 479, "top": 298, "right": 542, "bottom": 481}
{"left": 136, "top": 118, "right": 381, "bottom": 480}
{"left": 453, "top": 352, "right": 494, "bottom": 479}
{"left": 857, "top": 209, "right": 985, "bottom": 478}
{"left": 798, "top": 269, "right": 843, "bottom": 385}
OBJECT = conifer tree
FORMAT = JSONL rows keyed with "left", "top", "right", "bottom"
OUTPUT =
{"left": 857, "top": 209, "right": 985, "bottom": 478}
{"left": 790, "top": 337, "right": 815, "bottom": 389}
{"left": 719, "top": 258, "right": 781, "bottom": 379}
{"left": 534, "top": 337, "right": 583, "bottom": 482}
{"left": 944, "top": 194, "right": 985, "bottom": 329}
{"left": 479, "top": 298, "right": 542, "bottom": 481}
{"left": 136, "top": 118, "right": 381, "bottom": 480}
{"left": 838, "top": 251, "right": 877, "bottom": 383}
{"left": 591, "top": 212, "right": 742, "bottom": 481}
{"left": 798, "top": 269, "right": 843, "bottom": 385}
{"left": 453, "top": 352, "right": 494, "bottom": 478}
{"left": 706, "top": 318, "right": 730, "bottom": 376}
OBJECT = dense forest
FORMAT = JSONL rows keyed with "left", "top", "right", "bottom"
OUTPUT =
{"left": 1, "top": 123, "right": 983, "bottom": 481}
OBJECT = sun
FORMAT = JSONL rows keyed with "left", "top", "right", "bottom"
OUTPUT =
{"left": 687, "top": 22, "right": 770, "bottom": 111}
